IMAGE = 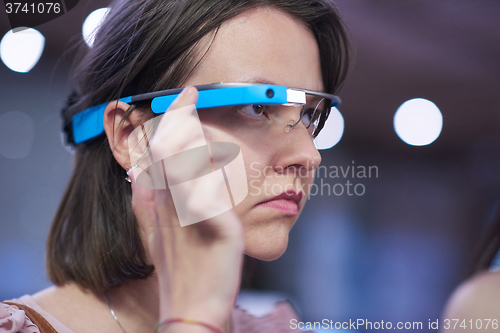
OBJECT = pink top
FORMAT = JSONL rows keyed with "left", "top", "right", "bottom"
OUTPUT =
{"left": 1, "top": 295, "right": 308, "bottom": 333}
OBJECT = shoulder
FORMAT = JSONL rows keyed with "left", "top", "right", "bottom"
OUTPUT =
{"left": 0, "top": 301, "right": 40, "bottom": 333}
{"left": 442, "top": 271, "right": 500, "bottom": 331}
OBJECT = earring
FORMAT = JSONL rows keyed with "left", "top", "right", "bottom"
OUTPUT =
{"left": 125, "top": 165, "right": 137, "bottom": 183}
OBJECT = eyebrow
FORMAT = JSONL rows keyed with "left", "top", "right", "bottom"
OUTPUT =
{"left": 235, "top": 76, "right": 279, "bottom": 86}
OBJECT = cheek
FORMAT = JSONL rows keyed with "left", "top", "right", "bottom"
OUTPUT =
{"left": 245, "top": 158, "right": 270, "bottom": 182}
{"left": 240, "top": 151, "right": 269, "bottom": 203}
{"left": 198, "top": 120, "right": 270, "bottom": 199}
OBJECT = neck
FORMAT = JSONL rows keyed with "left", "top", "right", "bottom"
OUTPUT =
{"left": 104, "top": 273, "right": 160, "bottom": 332}
{"left": 105, "top": 273, "right": 234, "bottom": 333}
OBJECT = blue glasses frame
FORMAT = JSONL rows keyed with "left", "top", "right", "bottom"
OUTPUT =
{"left": 72, "top": 83, "right": 341, "bottom": 144}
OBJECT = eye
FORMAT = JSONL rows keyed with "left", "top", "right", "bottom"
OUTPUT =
{"left": 239, "top": 104, "right": 270, "bottom": 119}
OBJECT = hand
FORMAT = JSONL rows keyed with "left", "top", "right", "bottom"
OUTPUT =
{"left": 128, "top": 86, "right": 245, "bottom": 330}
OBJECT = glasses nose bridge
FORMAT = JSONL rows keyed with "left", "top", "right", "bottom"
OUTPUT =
{"left": 271, "top": 103, "right": 306, "bottom": 132}
{"left": 270, "top": 108, "right": 322, "bottom": 173}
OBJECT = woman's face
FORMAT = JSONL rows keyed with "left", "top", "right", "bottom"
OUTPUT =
{"left": 184, "top": 7, "right": 323, "bottom": 261}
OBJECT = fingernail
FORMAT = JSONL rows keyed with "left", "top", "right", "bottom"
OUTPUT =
{"left": 167, "top": 86, "right": 197, "bottom": 113}
{"left": 179, "top": 86, "right": 195, "bottom": 97}
{"left": 175, "top": 86, "right": 197, "bottom": 106}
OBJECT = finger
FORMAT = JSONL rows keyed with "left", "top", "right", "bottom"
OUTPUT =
{"left": 131, "top": 88, "right": 204, "bottom": 189}
{"left": 171, "top": 167, "right": 230, "bottom": 228}
{"left": 150, "top": 87, "right": 206, "bottom": 163}
{"left": 167, "top": 86, "right": 198, "bottom": 113}
{"left": 158, "top": 136, "right": 238, "bottom": 188}
{"left": 150, "top": 86, "right": 199, "bottom": 147}
{"left": 152, "top": 114, "right": 207, "bottom": 162}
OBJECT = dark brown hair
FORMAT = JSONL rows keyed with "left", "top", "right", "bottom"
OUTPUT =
{"left": 470, "top": 206, "right": 500, "bottom": 275}
{"left": 49, "top": 0, "right": 352, "bottom": 294}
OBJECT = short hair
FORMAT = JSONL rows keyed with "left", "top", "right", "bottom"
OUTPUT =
{"left": 49, "top": 0, "right": 351, "bottom": 294}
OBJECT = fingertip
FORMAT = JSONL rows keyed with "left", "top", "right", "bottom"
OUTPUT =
{"left": 182, "top": 86, "right": 198, "bottom": 106}
{"left": 182, "top": 85, "right": 198, "bottom": 97}
{"left": 169, "top": 86, "right": 198, "bottom": 111}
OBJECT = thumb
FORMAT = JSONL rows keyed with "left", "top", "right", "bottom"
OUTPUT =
{"left": 167, "top": 86, "right": 198, "bottom": 112}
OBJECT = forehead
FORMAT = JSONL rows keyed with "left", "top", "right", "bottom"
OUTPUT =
{"left": 186, "top": 7, "right": 323, "bottom": 92}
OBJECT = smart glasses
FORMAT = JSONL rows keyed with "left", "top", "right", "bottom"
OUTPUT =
{"left": 72, "top": 83, "right": 341, "bottom": 145}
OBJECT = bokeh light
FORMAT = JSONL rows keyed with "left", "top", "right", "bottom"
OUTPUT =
{"left": 82, "top": 7, "right": 111, "bottom": 47}
{"left": 314, "top": 107, "right": 344, "bottom": 150}
{"left": 393, "top": 98, "right": 443, "bottom": 146}
{"left": 0, "top": 28, "right": 45, "bottom": 73}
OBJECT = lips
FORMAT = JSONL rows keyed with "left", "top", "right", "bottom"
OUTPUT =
{"left": 255, "top": 190, "right": 303, "bottom": 215}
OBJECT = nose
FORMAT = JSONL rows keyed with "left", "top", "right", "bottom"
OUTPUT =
{"left": 271, "top": 121, "right": 322, "bottom": 176}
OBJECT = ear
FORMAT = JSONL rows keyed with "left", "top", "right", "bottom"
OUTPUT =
{"left": 103, "top": 100, "right": 143, "bottom": 170}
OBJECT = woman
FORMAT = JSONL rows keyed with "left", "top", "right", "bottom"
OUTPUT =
{"left": 1, "top": 0, "right": 350, "bottom": 332}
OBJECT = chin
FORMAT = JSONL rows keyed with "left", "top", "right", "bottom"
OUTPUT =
{"left": 243, "top": 227, "right": 290, "bottom": 261}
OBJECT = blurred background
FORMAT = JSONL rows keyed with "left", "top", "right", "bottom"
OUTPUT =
{"left": 1, "top": 0, "right": 499, "bottom": 332}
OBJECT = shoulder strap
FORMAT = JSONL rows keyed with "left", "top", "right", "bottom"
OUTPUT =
{"left": 3, "top": 302, "right": 58, "bottom": 333}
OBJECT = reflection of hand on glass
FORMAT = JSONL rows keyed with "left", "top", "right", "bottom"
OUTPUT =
{"left": 1, "top": 1, "right": 351, "bottom": 332}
